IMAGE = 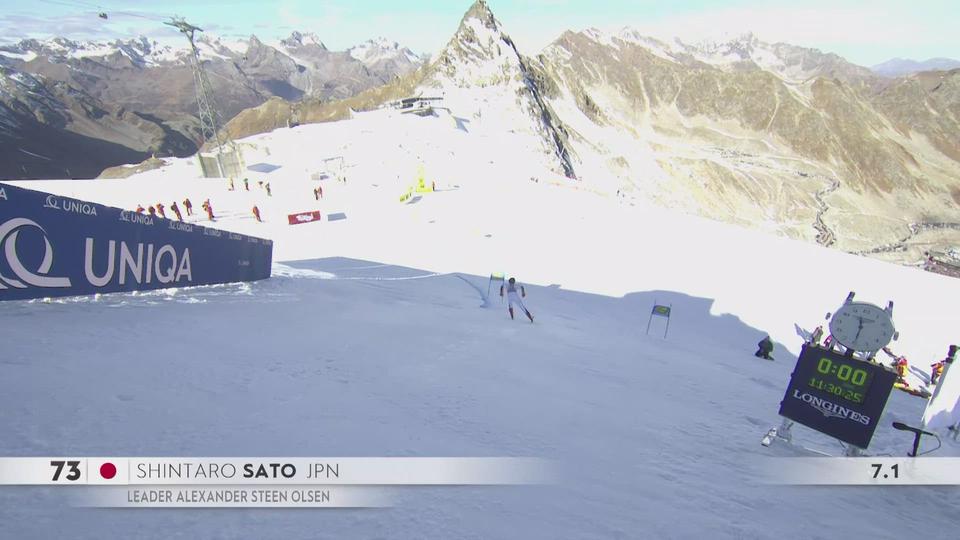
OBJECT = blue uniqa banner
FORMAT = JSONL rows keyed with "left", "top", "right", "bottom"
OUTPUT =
{"left": 0, "top": 182, "right": 273, "bottom": 301}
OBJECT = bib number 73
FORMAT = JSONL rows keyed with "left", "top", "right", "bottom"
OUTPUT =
{"left": 51, "top": 460, "right": 81, "bottom": 482}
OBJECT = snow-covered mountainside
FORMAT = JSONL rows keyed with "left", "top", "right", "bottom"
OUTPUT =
{"left": 4, "top": 99, "right": 960, "bottom": 539}
{"left": 0, "top": 36, "right": 176, "bottom": 67}
{"left": 349, "top": 37, "right": 423, "bottom": 68}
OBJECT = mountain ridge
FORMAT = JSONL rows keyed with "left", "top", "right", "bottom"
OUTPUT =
{"left": 872, "top": 57, "right": 960, "bottom": 77}
{"left": 0, "top": 31, "right": 426, "bottom": 178}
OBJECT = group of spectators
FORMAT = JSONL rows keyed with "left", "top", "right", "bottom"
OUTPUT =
{"left": 135, "top": 198, "right": 212, "bottom": 221}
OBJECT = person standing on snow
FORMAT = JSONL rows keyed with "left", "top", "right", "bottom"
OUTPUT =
{"left": 895, "top": 356, "right": 909, "bottom": 384}
{"left": 931, "top": 345, "right": 958, "bottom": 386}
{"left": 183, "top": 198, "right": 193, "bottom": 216}
{"left": 252, "top": 205, "right": 262, "bottom": 222}
{"left": 500, "top": 277, "right": 534, "bottom": 322}
{"left": 202, "top": 199, "right": 215, "bottom": 221}
{"left": 156, "top": 202, "right": 165, "bottom": 219}
{"left": 171, "top": 201, "right": 183, "bottom": 222}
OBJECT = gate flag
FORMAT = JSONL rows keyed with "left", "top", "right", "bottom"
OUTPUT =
{"left": 646, "top": 302, "right": 673, "bottom": 338}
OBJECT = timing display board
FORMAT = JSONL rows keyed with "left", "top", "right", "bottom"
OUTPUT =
{"left": 779, "top": 344, "right": 897, "bottom": 449}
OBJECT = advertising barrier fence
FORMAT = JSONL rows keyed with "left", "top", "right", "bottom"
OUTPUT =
{"left": 287, "top": 211, "right": 322, "bottom": 225}
{"left": 0, "top": 182, "right": 273, "bottom": 301}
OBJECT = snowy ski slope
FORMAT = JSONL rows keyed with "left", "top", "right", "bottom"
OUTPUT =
{"left": 3, "top": 109, "right": 960, "bottom": 539}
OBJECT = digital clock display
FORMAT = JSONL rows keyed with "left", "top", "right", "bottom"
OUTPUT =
{"left": 781, "top": 344, "right": 897, "bottom": 449}
{"left": 806, "top": 356, "right": 875, "bottom": 404}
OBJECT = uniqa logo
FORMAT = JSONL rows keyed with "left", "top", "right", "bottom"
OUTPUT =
{"left": 119, "top": 211, "right": 155, "bottom": 226}
{"left": 44, "top": 195, "right": 97, "bottom": 216}
{"left": 791, "top": 390, "right": 870, "bottom": 425}
{"left": 168, "top": 221, "right": 193, "bottom": 233}
{"left": 84, "top": 239, "right": 192, "bottom": 286}
{"left": 0, "top": 218, "right": 73, "bottom": 289}
{"left": 296, "top": 213, "right": 315, "bottom": 222}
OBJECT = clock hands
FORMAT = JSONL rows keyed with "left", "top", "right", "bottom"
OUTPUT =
{"left": 830, "top": 300, "right": 895, "bottom": 353}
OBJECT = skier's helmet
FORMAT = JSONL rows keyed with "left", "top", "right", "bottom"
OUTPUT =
{"left": 508, "top": 277, "right": 516, "bottom": 284}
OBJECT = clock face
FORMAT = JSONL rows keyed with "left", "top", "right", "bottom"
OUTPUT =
{"left": 828, "top": 302, "right": 895, "bottom": 352}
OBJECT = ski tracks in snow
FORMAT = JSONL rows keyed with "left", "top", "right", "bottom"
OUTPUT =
{"left": 272, "top": 262, "right": 443, "bottom": 282}
{"left": 274, "top": 263, "right": 493, "bottom": 308}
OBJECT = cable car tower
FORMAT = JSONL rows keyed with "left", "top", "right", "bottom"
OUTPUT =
{"left": 165, "top": 16, "right": 239, "bottom": 177}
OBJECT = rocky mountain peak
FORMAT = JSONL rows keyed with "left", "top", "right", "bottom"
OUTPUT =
{"left": 675, "top": 32, "right": 762, "bottom": 63}
{"left": 280, "top": 31, "right": 327, "bottom": 50}
{"left": 421, "top": 0, "right": 576, "bottom": 178}
{"left": 463, "top": 0, "right": 498, "bottom": 28}
{"left": 430, "top": 0, "right": 521, "bottom": 85}
{"left": 369, "top": 37, "right": 400, "bottom": 49}
{"left": 348, "top": 37, "right": 421, "bottom": 67}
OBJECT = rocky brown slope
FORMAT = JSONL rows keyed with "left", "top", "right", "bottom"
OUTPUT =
{"left": 531, "top": 29, "right": 960, "bottom": 262}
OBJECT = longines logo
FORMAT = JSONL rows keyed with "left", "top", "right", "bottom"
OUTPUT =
{"left": 791, "top": 390, "right": 871, "bottom": 425}
{"left": 0, "top": 218, "right": 72, "bottom": 289}
{"left": 43, "top": 195, "right": 97, "bottom": 217}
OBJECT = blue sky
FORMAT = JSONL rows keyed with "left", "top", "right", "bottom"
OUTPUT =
{"left": 1, "top": 0, "right": 957, "bottom": 67}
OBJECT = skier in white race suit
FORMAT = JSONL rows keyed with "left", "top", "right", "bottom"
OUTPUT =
{"left": 500, "top": 277, "right": 534, "bottom": 322}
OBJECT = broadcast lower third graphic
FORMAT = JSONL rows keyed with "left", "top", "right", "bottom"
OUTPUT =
{"left": 758, "top": 458, "right": 960, "bottom": 485}
{"left": 0, "top": 457, "right": 554, "bottom": 508}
